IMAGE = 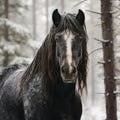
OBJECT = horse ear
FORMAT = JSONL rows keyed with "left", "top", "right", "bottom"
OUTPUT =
{"left": 52, "top": 9, "right": 61, "bottom": 27}
{"left": 76, "top": 9, "right": 85, "bottom": 26}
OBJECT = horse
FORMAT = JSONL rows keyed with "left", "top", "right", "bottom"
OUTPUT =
{"left": 0, "top": 9, "right": 88, "bottom": 120}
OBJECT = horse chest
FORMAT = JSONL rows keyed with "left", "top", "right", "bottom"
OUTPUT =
{"left": 50, "top": 95, "right": 74, "bottom": 120}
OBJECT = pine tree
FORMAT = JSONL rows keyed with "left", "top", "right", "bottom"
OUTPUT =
{"left": 101, "top": 0, "right": 117, "bottom": 119}
{"left": 0, "top": 0, "right": 34, "bottom": 66}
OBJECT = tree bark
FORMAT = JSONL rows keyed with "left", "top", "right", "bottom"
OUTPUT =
{"left": 61, "top": 0, "right": 64, "bottom": 12}
{"left": 90, "top": 0, "right": 95, "bottom": 104}
{"left": 32, "top": 0, "right": 36, "bottom": 40}
{"left": 3, "top": 0, "right": 9, "bottom": 67}
{"left": 4, "top": 0, "right": 9, "bottom": 41}
{"left": 101, "top": 0, "right": 117, "bottom": 120}
{"left": 46, "top": 0, "right": 49, "bottom": 34}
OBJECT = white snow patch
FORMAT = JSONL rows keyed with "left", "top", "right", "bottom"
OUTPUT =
{"left": 0, "top": 18, "right": 31, "bottom": 41}
{"left": 82, "top": 104, "right": 106, "bottom": 120}
{"left": 3, "top": 42, "right": 20, "bottom": 54}
{"left": 27, "top": 39, "right": 41, "bottom": 49}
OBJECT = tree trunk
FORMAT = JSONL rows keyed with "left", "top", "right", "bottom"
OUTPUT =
{"left": 3, "top": 0, "right": 9, "bottom": 67}
{"left": 90, "top": 0, "right": 95, "bottom": 104}
{"left": 61, "top": 0, "right": 64, "bottom": 12}
{"left": 101, "top": 0, "right": 117, "bottom": 120}
{"left": 4, "top": 0, "right": 9, "bottom": 41}
{"left": 32, "top": 0, "right": 36, "bottom": 40}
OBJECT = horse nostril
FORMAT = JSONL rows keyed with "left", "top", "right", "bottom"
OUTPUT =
{"left": 62, "top": 66, "right": 76, "bottom": 74}
{"left": 72, "top": 67, "right": 76, "bottom": 74}
{"left": 61, "top": 65, "right": 69, "bottom": 74}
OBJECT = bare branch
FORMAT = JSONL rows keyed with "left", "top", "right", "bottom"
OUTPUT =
{"left": 114, "top": 76, "right": 120, "bottom": 80}
{"left": 94, "top": 38, "right": 110, "bottom": 43}
{"left": 88, "top": 47, "right": 102, "bottom": 55}
{"left": 109, "top": 10, "right": 118, "bottom": 14}
{"left": 113, "top": 91, "right": 120, "bottom": 95}
{"left": 113, "top": 5, "right": 120, "bottom": 10}
{"left": 98, "top": 60, "right": 105, "bottom": 64}
{"left": 114, "top": 16, "right": 120, "bottom": 20}
{"left": 86, "top": 10, "right": 101, "bottom": 15}
{"left": 73, "top": 0, "right": 87, "bottom": 7}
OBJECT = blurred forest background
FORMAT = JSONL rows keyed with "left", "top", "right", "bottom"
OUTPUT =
{"left": 0, "top": 0, "right": 120, "bottom": 119}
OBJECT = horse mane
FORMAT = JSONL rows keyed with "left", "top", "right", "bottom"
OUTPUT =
{"left": 20, "top": 13, "right": 88, "bottom": 92}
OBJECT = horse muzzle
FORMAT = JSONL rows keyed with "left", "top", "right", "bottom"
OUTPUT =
{"left": 61, "top": 64, "right": 77, "bottom": 83}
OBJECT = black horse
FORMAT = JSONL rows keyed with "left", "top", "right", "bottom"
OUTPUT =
{"left": 0, "top": 9, "right": 88, "bottom": 120}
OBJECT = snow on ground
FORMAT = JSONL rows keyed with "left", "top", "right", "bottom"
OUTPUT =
{"left": 82, "top": 105, "right": 106, "bottom": 120}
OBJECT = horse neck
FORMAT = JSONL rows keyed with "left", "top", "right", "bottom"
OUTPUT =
{"left": 54, "top": 78, "right": 76, "bottom": 99}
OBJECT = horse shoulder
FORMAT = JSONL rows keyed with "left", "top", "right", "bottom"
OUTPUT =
{"left": 22, "top": 75, "right": 50, "bottom": 120}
